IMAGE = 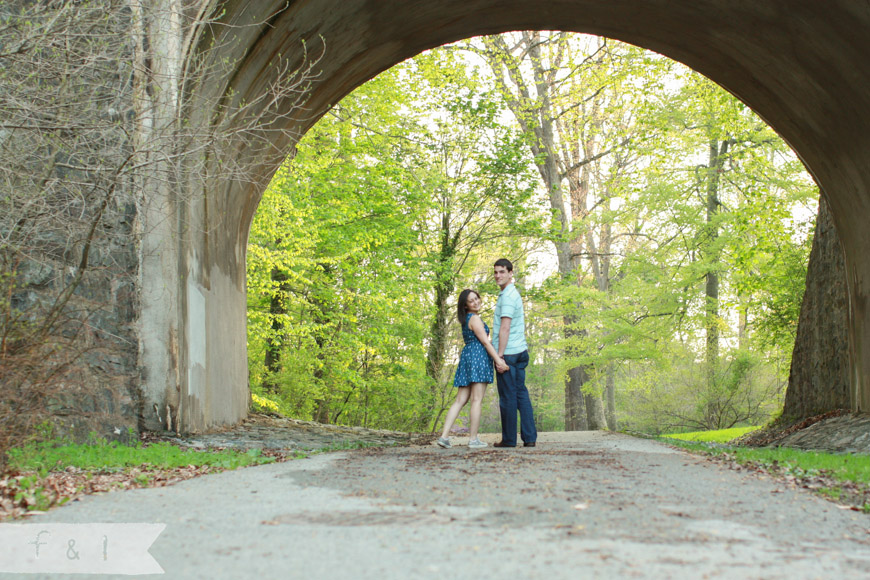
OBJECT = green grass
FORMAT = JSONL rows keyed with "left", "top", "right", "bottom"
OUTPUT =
{"left": 6, "top": 438, "right": 275, "bottom": 474}
{"left": 664, "top": 439, "right": 870, "bottom": 485}
{"left": 2, "top": 437, "right": 280, "bottom": 517}
{"left": 3, "top": 434, "right": 399, "bottom": 518}
{"left": 6, "top": 433, "right": 396, "bottom": 476}
{"left": 662, "top": 426, "right": 760, "bottom": 443}
{"left": 660, "top": 426, "right": 870, "bottom": 500}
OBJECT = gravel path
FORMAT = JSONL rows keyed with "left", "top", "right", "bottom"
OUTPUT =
{"left": 4, "top": 431, "right": 870, "bottom": 579}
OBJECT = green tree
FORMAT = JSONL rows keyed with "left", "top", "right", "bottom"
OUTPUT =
{"left": 247, "top": 63, "right": 431, "bottom": 428}
{"left": 247, "top": 49, "right": 540, "bottom": 431}
{"left": 246, "top": 32, "right": 817, "bottom": 436}
{"left": 474, "top": 33, "right": 673, "bottom": 429}
{"left": 406, "top": 50, "right": 539, "bottom": 430}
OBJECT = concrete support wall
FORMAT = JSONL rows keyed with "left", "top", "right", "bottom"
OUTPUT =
{"left": 135, "top": 0, "right": 255, "bottom": 433}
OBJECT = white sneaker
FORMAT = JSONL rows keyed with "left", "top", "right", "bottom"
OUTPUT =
{"left": 468, "top": 438, "right": 488, "bottom": 449}
{"left": 436, "top": 437, "right": 451, "bottom": 448}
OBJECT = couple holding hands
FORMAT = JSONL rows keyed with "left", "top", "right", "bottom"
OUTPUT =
{"left": 436, "top": 258, "right": 538, "bottom": 449}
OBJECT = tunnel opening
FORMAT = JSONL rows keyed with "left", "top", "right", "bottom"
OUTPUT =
{"left": 242, "top": 31, "right": 820, "bottom": 437}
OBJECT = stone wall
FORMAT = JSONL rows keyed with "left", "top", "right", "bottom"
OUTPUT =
{"left": 0, "top": 1, "right": 146, "bottom": 442}
{"left": 11, "top": 194, "right": 142, "bottom": 441}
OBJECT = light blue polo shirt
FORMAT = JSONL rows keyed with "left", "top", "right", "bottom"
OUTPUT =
{"left": 492, "top": 283, "right": 528, "bottom": 355}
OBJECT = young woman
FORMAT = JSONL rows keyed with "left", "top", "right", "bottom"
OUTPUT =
{"left": 437, "top": 289, "right": 508, "bottom": 449}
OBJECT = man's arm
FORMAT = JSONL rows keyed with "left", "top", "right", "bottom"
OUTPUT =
{"left": 498, "top": 316, "right": 512, "bottom": 357}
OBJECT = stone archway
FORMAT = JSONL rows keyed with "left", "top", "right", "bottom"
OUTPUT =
{"left": 140, "top": 0, "right": 870, "bottom": 432}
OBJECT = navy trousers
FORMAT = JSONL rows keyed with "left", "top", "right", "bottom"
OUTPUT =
{"left": 496, "top": 350, "right": 537, "bottom": 446}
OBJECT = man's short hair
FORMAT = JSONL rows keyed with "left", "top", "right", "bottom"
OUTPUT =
{"left": 494, "top": 258, "right": 513, "bottom": 272}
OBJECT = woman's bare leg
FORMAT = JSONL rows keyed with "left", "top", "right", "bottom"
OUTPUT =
{"left": 468, "top": 382, "right": 487, "bottom": 440}
{"left": 440, "top": 387, "right": 471, "bottom": 439}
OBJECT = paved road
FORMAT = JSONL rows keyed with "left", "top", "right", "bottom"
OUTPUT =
{"left": 4, "top": 431, "right": 870, "bottom": 579}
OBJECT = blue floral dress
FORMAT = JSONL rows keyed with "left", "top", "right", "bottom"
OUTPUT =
{"left": 453, "top": 312, "right": 494, "bottom": 387}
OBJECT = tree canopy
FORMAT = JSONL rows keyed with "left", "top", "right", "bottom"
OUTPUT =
{"left": 246, "top": 32, "right": 818, "bottom": 434}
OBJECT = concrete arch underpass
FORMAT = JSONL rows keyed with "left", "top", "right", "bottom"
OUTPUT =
{"left": 140, "top": 0, "right": 870, "bottom": 432}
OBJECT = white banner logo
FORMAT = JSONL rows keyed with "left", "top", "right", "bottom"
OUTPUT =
{"left": 0, "top": 523, "right": 165, "bottom": 575}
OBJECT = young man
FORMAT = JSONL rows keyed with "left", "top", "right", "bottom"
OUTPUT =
{"left": 491, "top": 258, "right": 537, "bottom": 447}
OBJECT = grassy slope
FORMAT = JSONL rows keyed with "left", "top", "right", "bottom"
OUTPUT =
{"left": 663, "top": 426, "right": 760, "bottom": 443}
{"left": 661, "top": 426, "right": 870, "bottom": 511}
{"left": 6, "top": 440, "right": 274, "bottom": 473}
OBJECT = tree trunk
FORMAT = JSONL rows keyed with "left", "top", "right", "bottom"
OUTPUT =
{"left": 585, "top": 392, "right": 607, "bottom": 430}
{"left": 705, "top": 139, "right": 727, "bottom": 391}
{"left": 584, "top": 199, "right": 615, "bottom": 432}
{"left": 424, "top": 281, "right": 452, "bottom": 430}
{"left": 565, "top": 366, "right": 588, "bottom": 430}
{"left": 263, "top": 266, "right": 290, "bottom": 393}
{"left": 311, "top": 262, "right": 332, "bottom": 424}
{"left": 482, "top": 32, "right": 610, "bottom": 430}
{"left": 423, "top": 210, "right": 456, "bottom": 431}
{"left": 313, "top": 399, "right": 330, "bottom": 424}
{"left": 782, "top": 196, "right": 850, "bottom": 418}
{"left": 605, "top": 363, "right": 617, "bottom": 430}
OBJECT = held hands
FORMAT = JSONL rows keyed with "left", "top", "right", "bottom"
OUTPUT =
{"left": 495, "top": 357, "right": 509, "bottom": 374}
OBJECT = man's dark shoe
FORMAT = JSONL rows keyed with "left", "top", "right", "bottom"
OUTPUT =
{"left": 493, "top": 441, "right": 516, "bottom": 448}
{"left": 524, "top": 442, "right": 536, "bottom": 447}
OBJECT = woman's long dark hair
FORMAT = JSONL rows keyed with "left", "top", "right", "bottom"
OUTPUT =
{"left": 456, "top": 289, "right": 480, "bottom": 324}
